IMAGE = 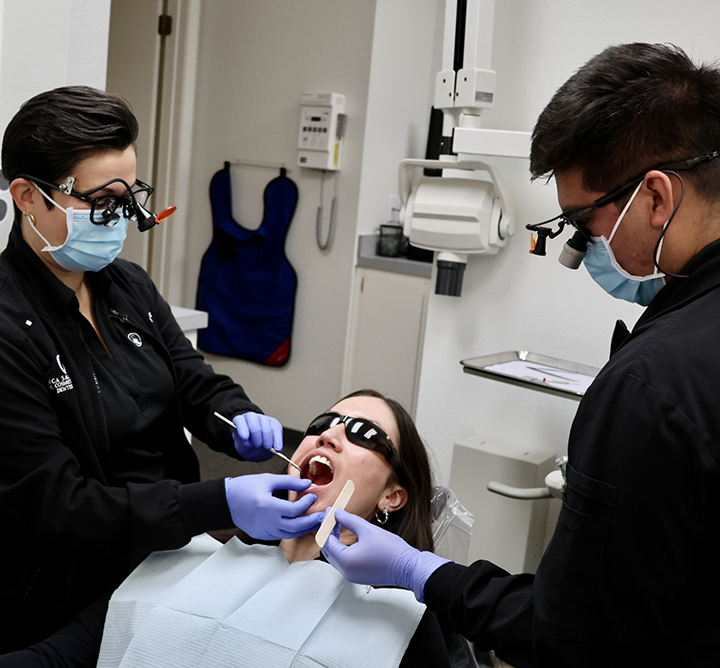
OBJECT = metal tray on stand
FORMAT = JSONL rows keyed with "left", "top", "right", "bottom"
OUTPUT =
{"left": 460, "top": 351, "right": 600, "bottom": 401}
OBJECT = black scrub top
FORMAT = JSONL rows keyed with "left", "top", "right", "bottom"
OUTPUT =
{"left": 81, "top": 296, "right": 177, "bottom": 485}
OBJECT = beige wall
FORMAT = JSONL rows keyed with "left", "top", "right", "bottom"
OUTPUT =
{"left": 183, "top": 0, "right": 377, "bottom": 430}
{"left": 108, "top": 0, "right": 443, "bottom": 434}
{"left": 180, "top": 1, "right": 446, "bottom": 432}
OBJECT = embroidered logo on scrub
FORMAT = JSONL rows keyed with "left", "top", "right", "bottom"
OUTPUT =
{"left": 128, "top": 332, "right": 143, "bottom": 347}
{"left": 48, "top": 354, "right": 74, "bottom": 394}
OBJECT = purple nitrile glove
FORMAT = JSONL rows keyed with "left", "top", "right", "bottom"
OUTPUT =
{"left": 224, "top": 473, "right": 324, "bottom": 540}
{"left": 232, "top": 412, "right": 283, "bottom": 462}
{"left": 321, "top": 508, "right": 451, "bottom": 603}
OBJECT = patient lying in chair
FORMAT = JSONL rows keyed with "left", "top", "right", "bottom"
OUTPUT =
{"left": 97, "top": 390, "right": 474, "bottom": 668}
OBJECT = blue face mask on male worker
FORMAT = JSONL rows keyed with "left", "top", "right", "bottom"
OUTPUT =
{"left": 582, "top": 182, "right": 666, "bottom": 306}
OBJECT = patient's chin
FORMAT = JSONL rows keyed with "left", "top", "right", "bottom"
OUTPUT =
{"left": 295, "top": 492, "right": 324, "bottom": 518}
{"left": 292, "top": 487, "right": 322, "bottom": 508}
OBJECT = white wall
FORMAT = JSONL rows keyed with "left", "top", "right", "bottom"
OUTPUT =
{"left": 0, "top": 0, "right": 111, "bottom": 131}
{"left": 3, "top": 0, "right": 714, "bottom": 486}
{"left": 182, "top": 0, "right": 377, "bottom": 431}
{"left": 415, "top": 0, "right": 720, "bottom": 484}
{"left": 354, "top": 0, "right": 442, "bottom": 237}
{"left": 0, "top": 0, "right": 111, "bottom": 249}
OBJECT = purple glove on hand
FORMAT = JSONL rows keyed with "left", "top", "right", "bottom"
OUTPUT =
{"left": 225, "top": 473, "right": 324, "bottom": 540}
{"left": 232, "top": 412, "right": 283, "bottom": 462}
{"left": 321, "top": 508, "right": 451, "bottom": 602}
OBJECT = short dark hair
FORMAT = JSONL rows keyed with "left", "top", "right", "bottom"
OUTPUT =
{"left": 2, "top": 85, "right": 138, "bottom": 219}
{"left": 341, "top": 389, "right": 435, "bottom": 552}
{"left": 530, "top": 43, "right": 720, "bottom": 200}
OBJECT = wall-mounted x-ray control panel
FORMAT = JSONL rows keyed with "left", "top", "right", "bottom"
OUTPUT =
{"left": 298, "top": 92, "right": 346, "bottom": 171}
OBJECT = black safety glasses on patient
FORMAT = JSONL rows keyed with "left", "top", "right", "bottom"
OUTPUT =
{"left": 526, "top": 151, "right": 719, "bottom": 257}
{"left": 18, "top": 174, "right": 175, "bottom": 231}
{"left": 303, "top": 412, "right": 401, "bottom": 473}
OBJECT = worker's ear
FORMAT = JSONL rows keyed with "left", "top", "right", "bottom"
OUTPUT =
{"left": 380, "top": 483, "right": 408, "bottom": 513}
{"left": 9, "top": 178, "right": 39, "bottom": 213}
{"left": 642, "top": 170, "right": 676, "bottom": 230}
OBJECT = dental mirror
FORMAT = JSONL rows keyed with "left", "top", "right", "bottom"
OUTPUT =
{"left": 213, "top": 411, "right": 304, "bottom": 477}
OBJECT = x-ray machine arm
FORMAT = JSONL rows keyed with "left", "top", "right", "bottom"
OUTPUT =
{"left": 399, "top": 0, "right": 530, "bottom": 297}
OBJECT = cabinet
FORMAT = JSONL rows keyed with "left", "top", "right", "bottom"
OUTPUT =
{"left": 343, "top": 266, "right": 430, "bottom": 416}
{"left": 170, "top": 306, "right": 208, "bottom": 348}
{"left": 171, "top": 306, "right": 208, "bottom": 444}
{"left": 449, "top": 435, "right": 557, "bottom": 573}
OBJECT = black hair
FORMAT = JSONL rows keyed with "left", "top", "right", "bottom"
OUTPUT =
{"left": 1, "top": 85, "right": 138, "bottom": 220}
{"left": 340, "top": 389, "right": 435, "bottom": 553}
{"left": 530, "top": 43, "right": 720, "bottom": 200}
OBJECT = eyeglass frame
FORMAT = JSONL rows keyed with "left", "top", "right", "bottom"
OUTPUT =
{"left": 17, "top": 174, "right": 156, "bottom": 229}
{"left": 303, "top": 411, "right": 401, "bottom": 473}
{"left": 526, "top": 151, "right": 719, "bottom": 241}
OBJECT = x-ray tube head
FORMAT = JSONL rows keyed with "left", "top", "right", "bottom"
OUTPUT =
{"left": 398, "top": 159, "right": 515, "bottom": 297}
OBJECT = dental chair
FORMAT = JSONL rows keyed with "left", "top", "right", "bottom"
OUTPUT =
{"left": 431, "top": 488, "right": 516, "bottom": 668}
{"left": 431, "top": 486, "right": 475, "bottom": 565}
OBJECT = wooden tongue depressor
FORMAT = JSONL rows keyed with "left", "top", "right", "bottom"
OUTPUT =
{"left": 315, "top": 479, "right": 355, "bottom": 549}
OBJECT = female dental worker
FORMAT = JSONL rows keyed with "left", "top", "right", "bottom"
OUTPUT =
{"left": 0, "top": 86, "right": 321, "bottom": 667}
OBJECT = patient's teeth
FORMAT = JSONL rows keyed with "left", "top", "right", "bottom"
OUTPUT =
{"left": 309, "top": 455, "right": 333, "bottom": 475}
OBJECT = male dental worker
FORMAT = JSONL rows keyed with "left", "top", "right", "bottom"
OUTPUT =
{"left": 322, "top": 42, "right": 720, "bottom": 667}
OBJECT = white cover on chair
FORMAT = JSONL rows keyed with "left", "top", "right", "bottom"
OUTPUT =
{"left": 98, "top": 534, "right": 425, "bottom": 668}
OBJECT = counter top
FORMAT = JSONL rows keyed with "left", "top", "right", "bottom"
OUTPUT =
{"left": 356, "top": 234, "right": 433, "bottom": 278}
{"left": 171, "top": 306, "right": 208, "bottom": 332}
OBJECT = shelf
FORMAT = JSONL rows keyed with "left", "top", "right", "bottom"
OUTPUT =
{"left": 356, "top": 235, "right": 433, "bottom": 278}
{"left": 461, "top": 350, "right": 600, "bottom": 401}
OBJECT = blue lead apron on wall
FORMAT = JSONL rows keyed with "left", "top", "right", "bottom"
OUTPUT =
{"left": 196, "top": 163, "right": 298, "bottom": 366}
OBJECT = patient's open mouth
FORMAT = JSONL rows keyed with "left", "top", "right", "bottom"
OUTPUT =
{"left": 304, "top": 454, "right": 334, "bottom": 486}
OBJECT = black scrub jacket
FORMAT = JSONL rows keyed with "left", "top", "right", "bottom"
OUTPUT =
{"left": 424, "top": 238, "right": 720, "bottom": 667}
{"left": 0, "top": 221, "right": 260, "bottom": 653}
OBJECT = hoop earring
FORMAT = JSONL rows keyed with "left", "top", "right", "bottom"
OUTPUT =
{"left": 25, "top": 211, "right": 35, "bottom": 225}
{"left": 375, "top": 507, "right": 389, "bottom": 525}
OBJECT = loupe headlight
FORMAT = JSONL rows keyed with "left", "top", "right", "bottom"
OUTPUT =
{"left": 132, "top": 200, "right": 177, "bottom": 232}
{"left": 558, "top": 228, "right": 590, "bottom": 269}
{"left": 526, "top": 213, "right": 591, "bottom": 269}
{"left": 126, "top": 181, "right": 177, "bottom": 232}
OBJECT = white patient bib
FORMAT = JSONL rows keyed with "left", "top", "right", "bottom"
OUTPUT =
{"left": 97, "top": 534, "right": 425, "bottom": 668}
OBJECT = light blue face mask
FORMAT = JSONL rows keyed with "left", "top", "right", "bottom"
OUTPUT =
{"left": 582, "top": 182, "right": 666, "bottom": 306}
{"left": 29, "top": 184, "right": 129, "bottom": 272}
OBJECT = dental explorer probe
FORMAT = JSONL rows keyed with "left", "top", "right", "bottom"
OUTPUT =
{"left": 213, "top": 411, "right": 304, "bottom": 477}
